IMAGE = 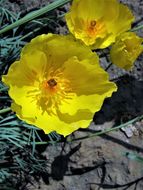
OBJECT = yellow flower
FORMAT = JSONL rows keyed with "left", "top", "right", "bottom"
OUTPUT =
{"left": 2, "top": 34, "right": 117, "bottom": 136}
{"left": 65, "top": 0, "right": 134, "bottom": 49}
{"left": 110, "top": 32, "right": 143, "bottom": 70}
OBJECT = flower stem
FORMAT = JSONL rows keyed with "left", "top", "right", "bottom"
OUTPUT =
{"left": 68, "top": 115, "right": 143, "bottom": 142}
{"left": 30, "top": 141, "right": 58, "bottom": 145}
{"left": 28, "top": 115, "right": 143, "bottom": 145}
{"left": 0, "top": 107, "right": 11, "bottom": 114}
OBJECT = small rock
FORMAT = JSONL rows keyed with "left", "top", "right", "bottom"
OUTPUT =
{"left": 121, "top": 124, "right": 138, "bottom": 138}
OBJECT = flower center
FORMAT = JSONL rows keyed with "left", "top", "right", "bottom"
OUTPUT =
{"left": 27, "top": 68, "right": 75, "bottom": 115}
{"left": 90, "top": 20, "right": 96, "bottom": 28}
{"left": 47, "top": 78, "right": 57, "bottom": 87}
{"left": 86, "top": 19, "right": 106, "bottom": 38}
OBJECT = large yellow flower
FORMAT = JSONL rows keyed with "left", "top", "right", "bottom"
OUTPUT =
{"left": 2, "top": 34, "right": 117, "bottom": 136}
{"left": 110, "top": 32, "right": 143, "bottom": 70}
{"left": 65, "top": 0, "right": 134, "bottom": 49}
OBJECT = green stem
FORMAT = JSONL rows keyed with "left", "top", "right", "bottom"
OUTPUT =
{"left": 68, "top": 115, "right": 143, "bottom": 142}
{"left": 131, "top": 24, "right": 143, "bottom": 32}
{"left": 0, "top": 107, "right": 11, "bottom": 114}
{"left": 0, "top": 0, "right": 71, "bottom": 35}
{"left": 30, "top": 141, "right": 58, "bottom": 145}
{"left": 30, "top": 115, "right": 143, "bottom": 144}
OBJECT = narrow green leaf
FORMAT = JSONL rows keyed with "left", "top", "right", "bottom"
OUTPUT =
{"left": 0, "top": 108, "right": 11, "bottom": 114}
{"left": 131, "top": 24, "right": 143, "bottom": 32}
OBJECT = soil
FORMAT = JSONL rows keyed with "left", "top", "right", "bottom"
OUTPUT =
{"left": 1, "top": 0, "right": 143, "bottom": 190}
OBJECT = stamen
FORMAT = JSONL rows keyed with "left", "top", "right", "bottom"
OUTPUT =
{"left": 28, "top": 68, "right": 75, "bottom": 115}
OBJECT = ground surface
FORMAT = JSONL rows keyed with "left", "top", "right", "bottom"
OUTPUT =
{"left": 1, "top": 0, "right": 143, "bottom": 190}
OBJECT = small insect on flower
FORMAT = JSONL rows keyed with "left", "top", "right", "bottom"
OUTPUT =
{"left": 110, "top": 32, "right": 143, "bottom": 70}
{"left": 65, "top": 0, "right": 134, "bottom": 49}
{"left": 2, "top": 34, "right": 117, "bottom": 136}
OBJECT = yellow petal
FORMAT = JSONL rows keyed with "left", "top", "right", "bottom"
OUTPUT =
{"left": 12, "top": 101, "right": 93, "bottom": 137}
{"left": 58, "top": 56, "right": 117, "bottom": 115}
{"left": 110, "top": 32, "right": 143, "bottom": 70}
{"left": 2, "top": 51, "right": 48, "bottom": 118}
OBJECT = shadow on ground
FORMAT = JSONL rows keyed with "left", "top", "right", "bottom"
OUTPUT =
{"left": 94, "top": 75, "right": 143, "bottom": 124}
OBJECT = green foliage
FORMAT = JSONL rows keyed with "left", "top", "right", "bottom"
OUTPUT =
{"left": 0, "top": 5, "right": 23, "bottom": 75}
{"left": 0, "top": 0, "right": 71, "bottom": 35}
{"left": 0, "top": 3, "right": 21, "bottom": 29}
{"left": 0, "top": 36, "right": 25, "bottom": 72}
{"left": 0, "top": 114, "right": 61, "bottom": 185}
